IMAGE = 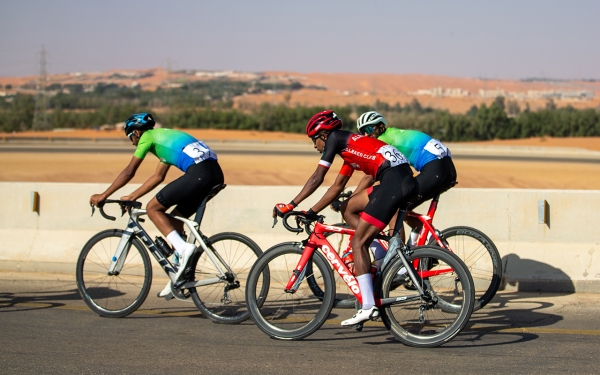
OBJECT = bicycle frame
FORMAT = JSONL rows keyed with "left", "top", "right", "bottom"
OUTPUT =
{"left": 406, "top": 192, "right": 446, "bottom": 247}
{"left": 284, "top": 222, "right": 427, "bottom": 308}
{"left": 333, "top": 195, "right": 452, "bottom": 271}
{"left": 106, "top": 208, "right": 232, "bottom": 289}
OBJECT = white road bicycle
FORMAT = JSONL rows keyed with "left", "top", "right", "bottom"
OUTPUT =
{"left": 76, "top": 184, "right": 268, "bottom": 323}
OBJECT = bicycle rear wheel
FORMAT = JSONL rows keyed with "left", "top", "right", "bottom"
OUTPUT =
{"left": 246, "top": 244, "right": 335, "bottom": 340}
{"left": 76, "top": 229, "right": 152, "bottom": 318}
{"left": 380, "top": 246, "right": 474, "bottom": 347}
{"left": 189, "top": 232, "right": 265, "bottom": 324}
{"left": 431, "top": 226, "right": 502, "bottom": 310}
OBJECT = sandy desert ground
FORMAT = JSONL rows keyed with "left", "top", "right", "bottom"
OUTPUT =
{"left": 4, "top": 152, "right": 600, "bottom": 190}
{"left": 2, "top": 129, "right": 600, "bottom": 189}
{"left": 2, "top": 69, "right": 599, "bottom": 114}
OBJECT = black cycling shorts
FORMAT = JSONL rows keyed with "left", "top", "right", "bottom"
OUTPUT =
{"left": 406, "top": 156, "right": 457, "bottom": 211}
{"left": 156, "top": 159, "right": 224, "bottom": 218}
{"left": 361, "top": 163, "right": 419, "bottom": 231}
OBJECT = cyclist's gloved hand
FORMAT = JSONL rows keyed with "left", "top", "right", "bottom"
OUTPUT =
{"left": 302, "top": 209, "right": 321, "bottom": 222}
{"left": 273, "top": 201, "right": 297, "bottom": 218}
{"left": 330, "top": 199, "right": 342, "bottom": 212}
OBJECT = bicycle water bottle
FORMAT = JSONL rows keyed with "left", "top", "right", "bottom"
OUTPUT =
{"left": 155, "top": 236, "right": 174, "bottom": 258}
{"left": 342, "top": 250, "right": 355, "bottom": 275}
{"left": 342, "top": 250, "right": 377, "bottom": 280}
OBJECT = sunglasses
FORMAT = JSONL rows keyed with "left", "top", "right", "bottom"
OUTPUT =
{"left": 127, "top": 132, "right": 137, "bottom": 141}
{"left": 311, "top": 134, "right": 323, "bottom": 143}
{"left": 359, "top": 125, "right": 375, "bottom": 135}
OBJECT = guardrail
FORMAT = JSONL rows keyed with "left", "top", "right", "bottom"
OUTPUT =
{"left": 1, "top": 182, "right": 599, "bottom": 292}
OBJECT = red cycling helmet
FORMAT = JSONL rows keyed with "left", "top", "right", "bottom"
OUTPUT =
{"left": 306, "top": 110, "right": 343, "bottom": 138}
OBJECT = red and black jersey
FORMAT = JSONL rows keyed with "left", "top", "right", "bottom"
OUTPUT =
{"left": 318, "top": 130, "right": 409, "bottom": 179}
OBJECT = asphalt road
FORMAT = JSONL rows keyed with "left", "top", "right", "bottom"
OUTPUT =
{"left": 1, "top": 276, "right": 599, "bottom": 374}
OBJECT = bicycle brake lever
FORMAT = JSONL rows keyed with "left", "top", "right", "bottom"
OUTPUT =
{"left": 91, "top": 205, "right": 95, "bottom": 217}
{"left": 272, "top": 215, "right": 278, "bottom": 228}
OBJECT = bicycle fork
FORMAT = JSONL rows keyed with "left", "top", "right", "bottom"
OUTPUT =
{"left": 107, "top": 224, "right": 136, "bottom": 276}
{"left": 284, "top": 244, "right": 317, "bottom": 293}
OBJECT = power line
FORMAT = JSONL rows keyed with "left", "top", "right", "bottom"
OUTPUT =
{"left": 32, "top": 45, "right": 50, "bottom": 131}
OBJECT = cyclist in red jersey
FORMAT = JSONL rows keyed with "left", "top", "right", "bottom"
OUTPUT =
{"left": 273, "top": 110, "right": 419, "bottom": 326}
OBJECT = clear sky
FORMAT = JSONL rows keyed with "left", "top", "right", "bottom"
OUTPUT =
{"left": 1, "top": 0, "right": 599, "bottom": 79}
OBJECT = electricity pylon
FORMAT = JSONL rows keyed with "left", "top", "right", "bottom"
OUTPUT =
{"left": 32, "top": 45, "right": 50, "bottom": 130}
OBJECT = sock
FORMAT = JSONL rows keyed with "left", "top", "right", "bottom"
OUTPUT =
{"left": 166, "top": 230, "right": 187, "bottom": 254}
{"left": 357, "top": 274, "right": 375, "bottom": 310}
{"left": 369, "top": 240, "right": 387, "bottom": 270}
{"left": 409, "top": 229, "right": 420, "bottom": 246}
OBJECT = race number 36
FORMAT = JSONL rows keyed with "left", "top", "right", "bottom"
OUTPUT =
{"left": 378, "top": 145, "right": 408, "bottom": 167}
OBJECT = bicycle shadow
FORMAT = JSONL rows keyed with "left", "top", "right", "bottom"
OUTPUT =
{"left": 500, "top": 254, "right": 576, "bottom": 293}
{"left": 0, "top": 288, "right": 82, "bottom": 313}
{"left": 352, "top": 291, "right": 566, "bottom": 348}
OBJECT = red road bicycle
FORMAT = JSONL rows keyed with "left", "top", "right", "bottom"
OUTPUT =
{"left": 328, "top": 186, "right": 502, "bottom": 312}
{"left": 245, "top": 211, "right": 475, "bottom": 347}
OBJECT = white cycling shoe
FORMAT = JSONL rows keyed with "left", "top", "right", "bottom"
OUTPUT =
{"left": 341, "top": 306, "right": 379, "bottom": 326}
{"left": 174, "top": 243, "right": 196, "bottom": 282}
{"left": 157, "top": 280, "right": 172, "bottom": 298}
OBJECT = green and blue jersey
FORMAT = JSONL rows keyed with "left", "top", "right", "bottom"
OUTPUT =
{"left": 133, "top": 128, "right": 217, "bottom": 172}
{"left": 378, "top": 128, "right": 449, "bottom": 171}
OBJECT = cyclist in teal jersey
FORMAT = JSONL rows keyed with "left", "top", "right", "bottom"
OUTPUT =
{"left": 336, "top": 111, "right": 456, "bottom": 249}
{"left": 89, "top": 113, "right": 224, "bottom": 295}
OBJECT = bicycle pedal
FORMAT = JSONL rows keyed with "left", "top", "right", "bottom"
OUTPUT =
{"left": 351, "top": 323, "right": 364, "bottom": 332}
{"left": 163, "top": 293, "right": 174, "bottom": 301}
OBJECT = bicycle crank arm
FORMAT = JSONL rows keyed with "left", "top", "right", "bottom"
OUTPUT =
{"left": 181, "top": 277, "right": 222, "bottom": 289}
{"left": 379, "top": 294, "right": 423, "bottom": 307}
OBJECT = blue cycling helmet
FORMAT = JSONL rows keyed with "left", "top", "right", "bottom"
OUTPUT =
{"left": 124, "top": 112, "right": 155, "bottom": 137}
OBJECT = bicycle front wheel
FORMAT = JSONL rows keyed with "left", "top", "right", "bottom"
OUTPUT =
{"left": 76, "top": 229, "right": 152, "bottom": 318}
{"left": 189, "top": 232, "right": 264, "bottom": 324}
{"left": 246, "top": 244, "right": 335, "bottom": 340}
{"left": 380, "top": 246, "right": 474, "bottom": 347}
{"left": 432, "top": 226, "right": 502, "bottom": 310}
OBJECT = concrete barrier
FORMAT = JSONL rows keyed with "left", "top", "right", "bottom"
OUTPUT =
{"left": 1, "top": 182, "right": 599, "bottom": 292}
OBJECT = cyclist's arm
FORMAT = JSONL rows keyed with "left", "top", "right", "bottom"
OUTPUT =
{"left": 121, "top": 162, "right": 170, "bottom": 201}
{"left": 352, "top": 174, "right": 375, "bottom": 196}
{"left": 90, "top": 156, "right": 143, "bottom": 205}
{"left": 310, "top": 172, "right": 351, "bottom": 213}
{"left": 290, "top": 166, "right": 329, "bottom": 206}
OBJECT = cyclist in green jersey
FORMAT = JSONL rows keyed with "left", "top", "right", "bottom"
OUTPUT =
{"left": 89, "top": 113, "right": 224, "bottom": 295}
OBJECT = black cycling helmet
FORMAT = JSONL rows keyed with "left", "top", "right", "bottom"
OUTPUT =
{"left": 124, "top": 112, "right": 155, "bottom": 138}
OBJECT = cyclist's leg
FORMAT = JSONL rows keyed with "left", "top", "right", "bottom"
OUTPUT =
{"left": 404, "top": 156, "right": 457, "bottom": 242}
{"left": 351, "top": 219, "right": 381, "bottom": 308}
{"left": 147, "top": 198, "right": 181, "bottom": 235}
{"left": 343, "top": 165, "right": 418, "bottom": 326}
{"left": 156, "top": 161, "right": 224, "bottom": 280}
{"left": 340, "top": 189, "right": 369, "bottom": 229}
{"left": 340, "top": 187, "right": 386, "bottom": 269}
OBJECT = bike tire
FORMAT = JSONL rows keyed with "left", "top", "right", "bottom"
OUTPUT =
{"left": 380, "top": 246, "right": 474, "bottom": 347}
{"left": 189, "top": 232, "right": 265, "bottom": 324}
{"left": 430, "top": 226, "right": 502, "bottom": 311}
{"left": 246, "top": 244, "right": 335, "bottom": 340}
{"left": 76, "top": 229, "right": 152, "bottom": 318}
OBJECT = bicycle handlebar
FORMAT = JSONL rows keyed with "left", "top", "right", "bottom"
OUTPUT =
{"left": 91, "top": 200, "right": 142, "bottom": 221}
{"left": 272, "top": 211, "right": 324, "bottom": 234}
{"left": 337, "top": 190, "right": 353, "bottom": 200}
